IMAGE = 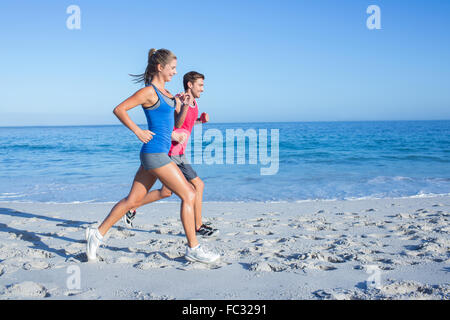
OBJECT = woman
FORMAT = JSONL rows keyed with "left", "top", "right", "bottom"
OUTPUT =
{"left": 86, "top": 49, "right": 220, "bottom": 264}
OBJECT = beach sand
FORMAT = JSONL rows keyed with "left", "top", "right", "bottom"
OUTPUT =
{"left": 0, "top": 196, "right": 449, "bottom": 300}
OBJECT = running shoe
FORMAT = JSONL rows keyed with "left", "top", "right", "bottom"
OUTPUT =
{"left": 185, "top": 244, "right": 220, "bottom": 264}
{"left": 122, "top": 210, "right": 136, "bottom": 228}
{"left": 85, "top": 227, "right": 103, "bottom": 262}
{"left": 196, "top": 224, "right": 219, "bottom": 237}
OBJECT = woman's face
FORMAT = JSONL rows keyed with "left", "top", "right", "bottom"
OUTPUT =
{"left": 160, "top": 58, "right": 177, "bottom": 82}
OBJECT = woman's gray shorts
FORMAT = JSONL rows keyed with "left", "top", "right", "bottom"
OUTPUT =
{"left": 140, "top": 152, "right": 172, "bottom": 170}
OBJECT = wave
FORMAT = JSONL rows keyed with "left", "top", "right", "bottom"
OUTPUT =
{"left": 1, "top": 192, "right": 448, "bottom": 205}
{"left": 368, "top": 176, "right": 415, "bottom": 184}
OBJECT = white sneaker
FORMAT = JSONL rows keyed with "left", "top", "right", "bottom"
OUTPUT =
{"left": 185, "top": 244, "right": 220, "bottom": 264}
{"left": 85, "top": 228, "right": 103, "bottom": 262}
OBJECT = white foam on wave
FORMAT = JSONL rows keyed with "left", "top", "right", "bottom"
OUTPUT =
{"left": 0, "top": 194, "right": 25, "bottom": 199}
{"left": 0, "top": 192, "right": 449, "bottom": 205}
{"left": 368, "top": 176, "right": 415, "bottom": 184}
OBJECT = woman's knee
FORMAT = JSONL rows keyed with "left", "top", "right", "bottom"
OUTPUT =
{"left": 181, "top": 187, "right": 196, "bottom": 204}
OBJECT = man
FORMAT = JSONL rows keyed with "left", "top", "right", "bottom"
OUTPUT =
{"left": 123, "top": 71, "right": 219, "bottom": 237}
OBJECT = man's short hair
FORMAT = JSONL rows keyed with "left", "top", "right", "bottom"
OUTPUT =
{"left": 183, "top": 71, "right": 205, "bottom": 91}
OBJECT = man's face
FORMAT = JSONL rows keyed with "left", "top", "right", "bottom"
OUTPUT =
{"left": 189, "top": 78, "right": 204, "bottom": 99}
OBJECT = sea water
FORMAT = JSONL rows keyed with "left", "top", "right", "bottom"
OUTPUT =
{"left": 0, "top": 121, "right": 448, "bottom": 203}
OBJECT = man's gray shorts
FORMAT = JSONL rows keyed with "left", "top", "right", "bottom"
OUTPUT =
{"left": 169, "top": 154, "right": 198, "bottom": 181}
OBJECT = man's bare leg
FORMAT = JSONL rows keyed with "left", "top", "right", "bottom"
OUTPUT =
{"left": 189, "top": 177, "right": 204, "bottom": 230}
{"left": 130, "top": 185, "right": 173, "bottom": 212}
{"left": 127, "top": 177, "right": 207, "bottom": 233}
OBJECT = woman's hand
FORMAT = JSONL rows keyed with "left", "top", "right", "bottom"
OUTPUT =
{"left": 171, "top": 130, "right": 188, "bottom": 144}
{"left": 178, "top": 92, "right": 193, "bottom": 106}
{"left": 135, "top": 128, "right": 155, "bottom": 143}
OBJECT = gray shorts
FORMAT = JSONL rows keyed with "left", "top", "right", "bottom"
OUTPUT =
{"left": 140, "top": 152, "right": 172, "bottom": 170}
{"left": 169, "top": 154, "right": 198, "bottom": 181}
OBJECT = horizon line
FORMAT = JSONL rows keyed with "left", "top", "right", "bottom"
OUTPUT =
{"left": 0, "top": 119, "right": 449, "bottom": 129}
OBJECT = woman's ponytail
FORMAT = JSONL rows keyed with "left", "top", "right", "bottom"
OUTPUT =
{"left": 130, "top": 48, "right": 176, "bottom": 86}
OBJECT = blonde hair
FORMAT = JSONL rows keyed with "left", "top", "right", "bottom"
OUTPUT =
{"left": 130, "top": 48, "right": 177, "bottom": 86}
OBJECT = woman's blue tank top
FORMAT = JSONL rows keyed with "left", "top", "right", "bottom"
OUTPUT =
{"left": 140, "top": 84, "right": 176, "bottom": 154}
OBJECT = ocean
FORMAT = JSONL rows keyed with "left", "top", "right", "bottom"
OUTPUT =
{"left": 0, "top": 121, "right": 449, "bottom": 203}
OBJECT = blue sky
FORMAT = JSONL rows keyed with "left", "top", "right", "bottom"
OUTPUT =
{"left": 1, "top": 0, "right": 449, "bottom": 126}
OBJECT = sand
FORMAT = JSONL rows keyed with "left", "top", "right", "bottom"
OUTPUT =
{"left": 0, "top": 196, "right": 449, "bottom": 300}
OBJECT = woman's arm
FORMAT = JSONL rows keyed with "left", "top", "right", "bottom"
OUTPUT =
{"left": 113, "top": 86, "right": 157, "bottom": 143}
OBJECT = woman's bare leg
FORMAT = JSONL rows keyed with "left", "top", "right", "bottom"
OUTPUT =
{"left": 150, "top": 162, "right": 198, "bottom": 248}
{"left": 98, "top": 166, "right": 157, "bottom": 236}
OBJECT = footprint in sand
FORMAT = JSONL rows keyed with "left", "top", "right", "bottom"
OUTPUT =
{"left": 177, "top": 260, "right": 227, "bottom": 271}
{"left": 114, "top": 256, "right": 143, "bottom": 264}
{"left": 64, "top": 243, "right": 85, "bottom": 255}
{"left": 23, "top": 260, "right": 51, "bottom": 270}
{"left": 249, "top": 258, "right": 288, "bottom": 273}
{"left": 25, "top": 248, "right": 55, "bottom": 259}
{"left": 1, "top": 281, "right": 50, "bottom": 298}
{"left": 133, "top": 252, "right": 173, "bottom": 269}
{"left": 379, "top": 279, "right": 450, "bottom": 299}
{"left": 69, "top": 252, "right": 97, "bottom": 263}
{"left": 365, "top": 233, "right": 390, "bottom": 239}
{"left": 108, "top": 227, "right": 136, "bottom": 239}
{"left": 300, "top": 235, "right": 325, "bottom": 241}
{"left": 306, "top": 262, "right": 338, "bottom": 271}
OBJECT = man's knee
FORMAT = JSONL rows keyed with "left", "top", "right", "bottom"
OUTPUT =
{"left": 191, "top": 177, "right": 204, "bottom": 192}
{"left": 160, "top": 188, "right": 173, "bottom": 199}
{"left": 124, "top": 196, "right": 141, "bottom": 210}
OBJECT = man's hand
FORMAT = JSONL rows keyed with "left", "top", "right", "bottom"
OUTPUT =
{"left": 200, "top": 112, "right": 209, "bottom": 123}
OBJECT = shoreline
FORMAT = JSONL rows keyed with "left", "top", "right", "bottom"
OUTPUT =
{"left": 1, "top": 192, "right": 449, "bottom": 205}
{"left": 0, "top": 196, "right": 449, "bottom": 299}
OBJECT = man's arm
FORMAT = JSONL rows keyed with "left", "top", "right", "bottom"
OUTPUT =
{"left": 194, "top": 112, "right": 209, "bottom": 125}
{"left": 175, "top": 103, "right": 189, "bottom": 128}
{"left": 174, "top": 93, "right": 192, "bottom": 128}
